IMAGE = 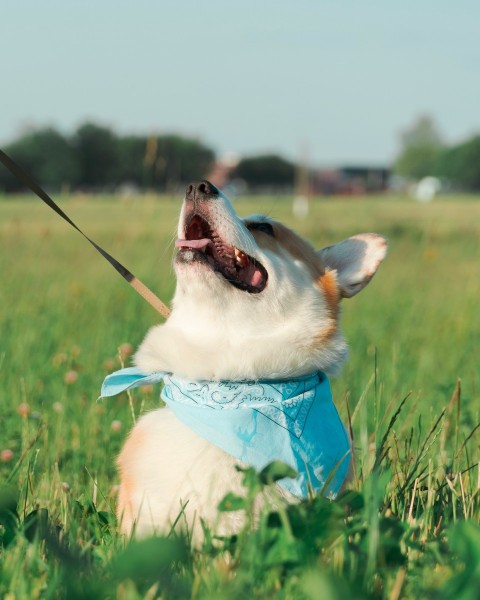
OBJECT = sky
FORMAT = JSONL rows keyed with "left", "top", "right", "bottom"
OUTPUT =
{"left": 1, "top": 0, "right": 479, "bottom": 166}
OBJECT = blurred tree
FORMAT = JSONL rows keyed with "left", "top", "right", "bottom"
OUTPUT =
{"left": 116, "top": 135, "right": 149, "bottom": 187}
{"left": 0, "top": 123, "right": 215, "bottom": 192}
{"left": 393, "top": 115, "right": 444, "bottom": 180}
{"left": 0, "top": 127, "right": 78, "bottom": 192}
{"left": 115, "top": 134, "right": 215, "bottom": 190}
{"left": 72, "top": 123, "right": 119, "bottom": 189}
{"left": 154, "top": 135, "right": 215, "bottom": 190}
{"left": 435, "top": 135, "right": 480, "bottom": 191}
{"left": 234, "top": 154, "right": 296, "bottom": 189}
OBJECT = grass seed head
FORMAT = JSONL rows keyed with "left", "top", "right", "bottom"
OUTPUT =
{"left": 17, "top": 402, "right": 30, "bottom": 418}
{"left": 1, "top": 449, "right": 14, "bottom": 462}
{"left": 64, "top": 370, "right": 78, "bottom": 384}
{"left": 119, "top": 343, "right": 133, "bottom": 359}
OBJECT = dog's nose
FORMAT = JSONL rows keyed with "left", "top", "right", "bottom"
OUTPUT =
{"left": 185, "top": 180, "right": 219, "bottom": 202}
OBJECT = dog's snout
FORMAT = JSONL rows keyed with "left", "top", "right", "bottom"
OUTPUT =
{"left": 185, "top": 180, "right": 219, "bottom": 202}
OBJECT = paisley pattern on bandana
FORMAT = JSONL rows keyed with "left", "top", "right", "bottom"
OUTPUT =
{"left": 162, "top": 375, "right": 315, "bottom": 438}
{"left": 101, "top": 368, "right": 351, "bottom": 498}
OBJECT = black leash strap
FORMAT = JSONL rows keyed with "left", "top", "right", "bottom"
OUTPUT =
{"left": 0, "top": 149, "right": 170, "bottom": 318}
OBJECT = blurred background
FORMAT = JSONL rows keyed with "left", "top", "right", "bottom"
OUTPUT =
{"left": 1, "top": 0, "right": 479, "bottom": 200}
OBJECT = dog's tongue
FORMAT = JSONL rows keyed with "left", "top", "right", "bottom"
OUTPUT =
{"left": 175, "top": 238, "right": 211, "bottom": 249}
{"left": 242, "top": 262, "right": 264, "bottom": 287}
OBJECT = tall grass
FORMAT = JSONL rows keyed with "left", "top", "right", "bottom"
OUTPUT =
{"left": 1, "top": 194, "right": 479, "bottom": 599}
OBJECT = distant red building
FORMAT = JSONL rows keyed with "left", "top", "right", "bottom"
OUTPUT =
{"left": 313, "top": 166, "right": 390, "bottom": 195}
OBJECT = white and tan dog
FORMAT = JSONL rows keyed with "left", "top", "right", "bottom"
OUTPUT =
{"left": 115, "top": 181, "right": 387, "bottom": 538}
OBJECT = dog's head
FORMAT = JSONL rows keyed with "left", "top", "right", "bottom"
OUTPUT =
{"left": 135, "top": 181, "right": 387, "bottom": 380}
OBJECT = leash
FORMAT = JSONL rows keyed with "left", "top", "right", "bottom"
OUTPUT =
{"left": 0, "top": 149, "right": 171, "bottom": 319}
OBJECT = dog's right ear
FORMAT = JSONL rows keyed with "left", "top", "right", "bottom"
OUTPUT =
{"left": 318, "top": 234, "right": 387, "bottom": 298}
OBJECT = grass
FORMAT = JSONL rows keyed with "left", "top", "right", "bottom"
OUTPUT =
{"left": 0, "top": 193, "right": 479, "bottom": 599}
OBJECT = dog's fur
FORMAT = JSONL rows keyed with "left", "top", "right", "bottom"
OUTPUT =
{"left": 117, "top": 182, "right": 387, "bottom": 539}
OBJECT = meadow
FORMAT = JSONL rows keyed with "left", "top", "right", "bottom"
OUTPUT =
{"left": 0, "top": 193, "right": 479, "bottom": 599}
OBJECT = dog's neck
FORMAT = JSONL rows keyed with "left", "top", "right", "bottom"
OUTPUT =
{"left": 134, "top": 299, "right": 348, "bottom": 382}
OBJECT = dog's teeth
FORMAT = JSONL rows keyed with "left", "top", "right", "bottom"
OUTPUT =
{"left": 235, "top": 248, "right": 249, "bottom": 267}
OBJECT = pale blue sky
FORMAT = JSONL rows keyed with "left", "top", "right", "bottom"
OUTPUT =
{"left": 1, "top": 0, "right": 479, "bottom": 165}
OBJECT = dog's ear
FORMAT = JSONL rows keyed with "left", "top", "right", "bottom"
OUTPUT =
{"left": 318, "top": 234, "right": 387, "bottom": 298}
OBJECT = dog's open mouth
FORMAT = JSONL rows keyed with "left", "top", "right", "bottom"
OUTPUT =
{"left": 175, "top": 215, "right": 268, "bottom": 293}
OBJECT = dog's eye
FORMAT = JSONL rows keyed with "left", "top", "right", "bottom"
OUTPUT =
{"left": 247, "top": 222, "right": 275, "bottom": 237}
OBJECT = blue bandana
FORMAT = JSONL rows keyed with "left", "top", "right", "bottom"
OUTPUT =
{"left": 101, "top": 368, "right": 351, "bottom": 499}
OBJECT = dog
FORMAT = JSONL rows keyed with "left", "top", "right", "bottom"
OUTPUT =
{"left": 105, "top": 180, "right": 387, "bottom": 539}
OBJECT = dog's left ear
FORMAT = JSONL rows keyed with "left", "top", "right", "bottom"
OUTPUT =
{"left": 318, "top": 234, "right": 387, "bottom": 298}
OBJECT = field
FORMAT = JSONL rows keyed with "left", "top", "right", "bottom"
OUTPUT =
{"left": 1, "top": 193, "right": 479, "bottom": 599}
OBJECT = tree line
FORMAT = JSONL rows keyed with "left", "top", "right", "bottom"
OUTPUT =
{"left": 3, "top": 117, "right": 478, "bottom": 194}
{"left": 393, "top": 115, "right": 480, "bottom": 191}
{"left": 0, "top": 124, "right": 215, "bottom": 192}
{"left": 0, "top": 123, "right": 296, "bottom": 193}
